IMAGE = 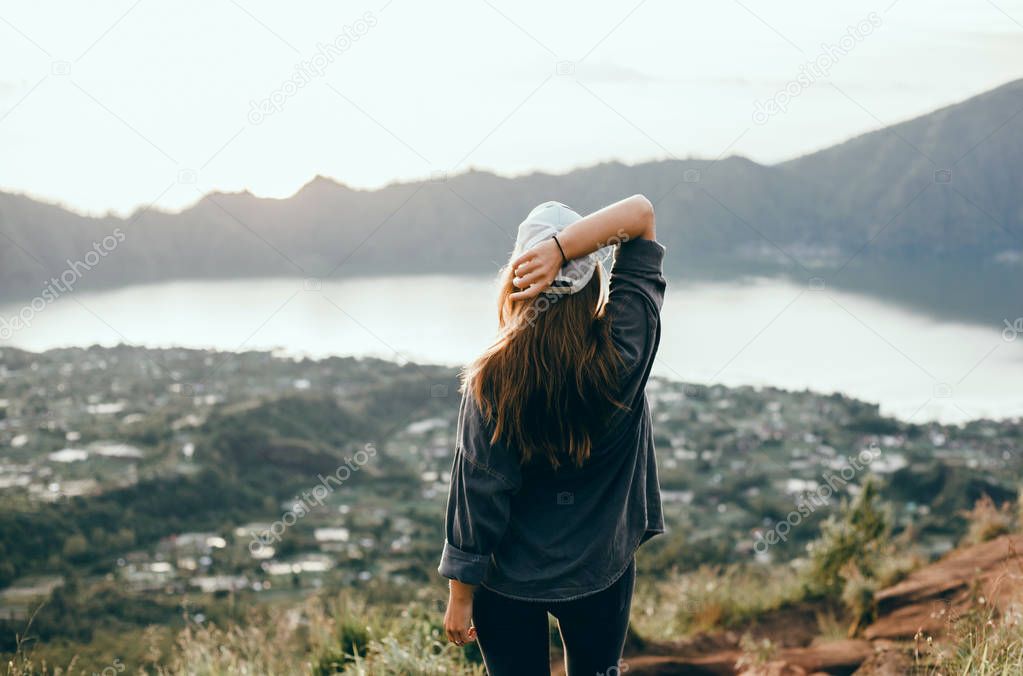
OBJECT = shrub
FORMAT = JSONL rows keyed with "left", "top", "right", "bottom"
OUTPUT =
{"left": 839, "top": 563, "right": 877, "bottom": 636}
{"left": 804, "top": 477, "right": 890, "bottom": 598}
{"left": 960, "top": 493, "right": 1014, "bottom": 546}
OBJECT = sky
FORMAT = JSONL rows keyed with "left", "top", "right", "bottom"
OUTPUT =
{"left": 1, "top": 0, "right": 1022, "bottom": 216}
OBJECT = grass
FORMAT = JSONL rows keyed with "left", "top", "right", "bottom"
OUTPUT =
{"left": 735, "top": 633, "right": 777, "bottom": 671}
{"left": 916, "top": 602, "right": 1023, "bottom": 675}
{"left": 961, "top": 494, "right": 1016, "bottom": 546}
{"left": 2, "top": 605, "right": 80, "bottom": 676}
{"left": 813, "top": 608, "right": 848, "bottom": 641}
{"left": 632, "top": 561, "right": 808, "bottom": 640}
{"left": 4, "top": 595, "right": 484, "bottom": 676}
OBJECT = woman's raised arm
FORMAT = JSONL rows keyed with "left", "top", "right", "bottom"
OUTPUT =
{"left": 509, "top": 195, "right": 655, "bottom": 300}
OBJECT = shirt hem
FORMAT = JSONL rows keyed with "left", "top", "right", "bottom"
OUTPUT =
{"left": 480, "top": 560, "right": 632, "bottom": 603}
{"left": 479, "top": 528, "right": 663, "bottom": 603}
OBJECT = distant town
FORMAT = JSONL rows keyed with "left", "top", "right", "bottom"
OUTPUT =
{"left": 1, "top": 345, "right": 1019, "bottom": 628}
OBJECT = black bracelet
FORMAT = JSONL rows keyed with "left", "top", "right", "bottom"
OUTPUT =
{"left": 551, "top": 234, "right": 568, "bottom": 266}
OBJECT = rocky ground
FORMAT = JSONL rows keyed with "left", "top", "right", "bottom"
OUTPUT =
{"left": 553, "top": 534, "right": 1023, "bottom": 675}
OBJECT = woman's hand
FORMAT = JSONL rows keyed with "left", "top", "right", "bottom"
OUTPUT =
{"left": 509, "top": 237, "right": 563, "bottom": 301}
{"left": 444, "top": 582, "right": 477, "bottom": 646}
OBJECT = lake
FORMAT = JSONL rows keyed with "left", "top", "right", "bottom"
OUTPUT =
{"left": 1, "top": 275, "right": 1020, "bottom": 424}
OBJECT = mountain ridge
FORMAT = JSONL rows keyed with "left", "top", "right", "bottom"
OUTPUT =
{"left": 1, "top": 79, "right": 1021, "bottom": 322}
{"left": 9, "top": 79, "right": 1020, "bottom": 221}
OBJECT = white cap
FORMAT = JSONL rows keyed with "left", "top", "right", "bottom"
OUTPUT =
{"left": 512, "top": 201, "right": 603, "bottom": 295}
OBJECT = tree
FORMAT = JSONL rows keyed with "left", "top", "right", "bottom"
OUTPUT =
{"left": 62, "top": 533, "right": 88, "bottom": 561}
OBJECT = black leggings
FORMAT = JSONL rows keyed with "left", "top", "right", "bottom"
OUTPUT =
{"left": 472, "top": 559, "right": 635, "bottom": 676}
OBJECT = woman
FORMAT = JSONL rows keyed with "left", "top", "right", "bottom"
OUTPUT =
{"left": 439, "top": 195, "right": 665, "bottom": 675}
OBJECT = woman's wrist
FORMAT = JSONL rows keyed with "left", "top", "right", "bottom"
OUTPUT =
{"left": 553, "top": 226, "right": 584, "bottom": 262}
{"left": 449, "top": 579, "right": 476, "bottom": 601}
{"left": 551, "top": 234, "right": 569, "bottom": 266}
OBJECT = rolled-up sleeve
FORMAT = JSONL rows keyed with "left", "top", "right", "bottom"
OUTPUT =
{"left": 438, "top": 393, "right": 521, "bottom": 585}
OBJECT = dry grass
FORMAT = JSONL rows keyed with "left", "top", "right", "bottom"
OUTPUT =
{"left": 632, "top": 562, "right": 807, "bottom": 639}
{"left": 961, "top": 494, "right": 1016, "bottom": 547}
{"left": 915, "top": 602, "right": 1023, "bottom": 675}
{"left": 5, "top": 595, "right": 484, "bottom": 676}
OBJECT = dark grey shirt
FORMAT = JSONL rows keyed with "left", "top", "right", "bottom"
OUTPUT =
{"left": 438, "top": 238, "right": 666, "bottom": 601}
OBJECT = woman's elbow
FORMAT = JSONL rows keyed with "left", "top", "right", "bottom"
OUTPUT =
{"left": 631, "top": 194, "right": 656, "bottom": 240}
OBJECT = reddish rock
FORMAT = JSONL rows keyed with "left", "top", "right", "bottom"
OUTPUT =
{"left": 865, "top": 534, "right": 1023, "bottom": 640}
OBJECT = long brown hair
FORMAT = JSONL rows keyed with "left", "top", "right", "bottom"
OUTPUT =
{"left": 462, "top": 262, "right": 624, "bottom": 469}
